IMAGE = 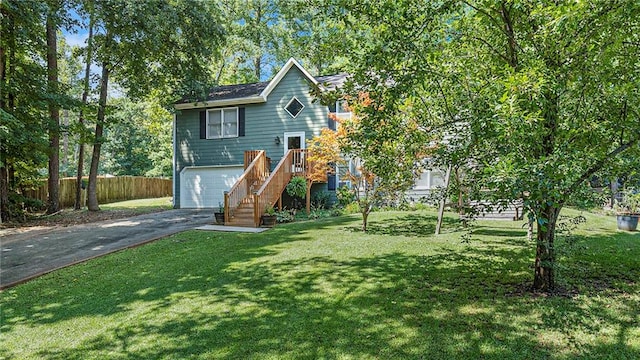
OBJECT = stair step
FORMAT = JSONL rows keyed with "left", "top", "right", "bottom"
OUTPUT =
{"left": 227, "top": 220, "right": 257, "bottom": 227}
{"left": 232, "top": 212, "right": 254, "bottom": 218}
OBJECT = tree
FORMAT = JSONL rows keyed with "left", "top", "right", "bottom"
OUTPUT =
{"left": 341, "top": 94, "right": 427, "bottom": 232}
{"left": 211, "top": 0, "right": 288, "bottom": 84}
{"left": 278, "top": 0, "right": 352, "bottom": 76}
{"left": 0, "top": 0, "right": 49, "bottom": 221}
{"left": 307, "top": 127, "right": 343, "bottom": 214}
{"left": 100, "top": 97, "right": 172, "bottom": 177}
{"left": 46, "top": 0, "right": 61, "bottom": 214}
{"left": 84, "top": 0, "right": 224, "bottom": 211}
{"left": 335, "top": 0, "right": 640, "bottom": 290}
{"left": 74, "top": 0, "right": 94, "bottom": 210}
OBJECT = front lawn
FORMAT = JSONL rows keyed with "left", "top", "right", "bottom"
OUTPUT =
{"left": 1, "top": 210, "right": 639, "bottom": 359}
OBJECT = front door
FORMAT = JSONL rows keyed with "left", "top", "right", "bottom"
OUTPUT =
{"left": 284, "top": 132, "right": 305, "bottom": 173}
{"left": 284, "top": 131, "right": 305, "bottom": 154}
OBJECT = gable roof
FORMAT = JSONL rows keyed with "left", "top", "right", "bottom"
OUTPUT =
{"left": 175, "top": 58, "right": 348, "bottom": 110}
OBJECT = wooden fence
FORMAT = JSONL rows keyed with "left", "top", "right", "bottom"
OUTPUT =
{"left": 23, "top": 176, "right": 172, "bottom": 208}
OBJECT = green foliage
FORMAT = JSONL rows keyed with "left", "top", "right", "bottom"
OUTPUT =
{"left": 210, "top": 0, "right": 351, "bottom": 84}
{"left": 336, "top": 185, "right": 356, "bottom": 207}
{"left": 5, "top": 192, "right": 46, "bottom": 221}
{"left": 343, "top": 201, "right": 361, "bottom": 214}
{"left": 1, "top": 0, "right": 51, "bottom": 220}
{"left": 100, "top": 98, "right": 172, "bottom": 177}
{"left": 311, "top": 190, "right": 331, "bottom": 209}
{"left": 614, "top": 188, "right": 640, "bottom": 215}
{"left": 264, "top": 205, "right": 275, "bottom": 215}
{"left": 275, "top": 208, "right": 295, "bottom": 223}
{"left": 285, "top": 176, "right": 307, "bottom": 199}
{"left": 337, "top": 0, "right": 640, "bottom": 288}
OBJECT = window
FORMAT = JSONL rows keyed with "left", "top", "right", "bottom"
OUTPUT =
{"left": 207, "top": 108, "right": 238, "bottom": 139}
{"left": 334, "top": 100, "right": 352, "bottom": 121}
{"left": 285, "top": 97, "right": 304, "bottom": 118}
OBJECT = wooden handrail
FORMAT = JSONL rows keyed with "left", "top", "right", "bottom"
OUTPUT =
{"left": 244, "top": 150, "right": 262, "bottom": 169}
{"left": 224, "top": 150, "right": 269, "bottom": 223}
{"left": 225, "top": 148, "right": 323, "bottom": 227}
{"left": 252, "top": 149, "right": 308, "bottom": 226}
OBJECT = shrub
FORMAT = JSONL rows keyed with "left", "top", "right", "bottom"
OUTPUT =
{"left": 343, "top": 201, "right": 361, "bottom": 214}
{"left": 336, "top": 185, "right": 356, "bottom": 207}
{"left": 276, "top": 209, "right": 295, "bottom": 223}
{"left": 6, "top": 192, "right": 46, "bottom": 221}
{"left": 286, "top": 176, "right": 307, "bottom": 199}
{"left": 614, "top": 188, "right": 640, "bottom": 214}
{"left": 312, "top": 191, "right": 331, "bottom": 209}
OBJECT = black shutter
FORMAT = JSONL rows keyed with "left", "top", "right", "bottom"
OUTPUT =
{"left": 328, "top": 116, "right": 336, "bottom": 131}
{"left": 328, "top": 103, "right": 337, "bottom": 130}
{"left": 238, "top": 107, "right": 245, "bottom": 137}
{"left": 199, "top": 110, "right": 206, "bottom": 139}
{"left": 327, "top": 174, "right": 337, "bottom": 191}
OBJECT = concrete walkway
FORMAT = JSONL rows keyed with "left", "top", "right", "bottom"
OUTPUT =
{"left": 0, "top": 209, "right": 214, "bottom": 289}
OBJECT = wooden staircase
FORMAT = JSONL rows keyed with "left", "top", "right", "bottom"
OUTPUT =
{"left": 226, "top": 174, "right": 270, "bottom": 227}
{"left": 227, "top": 200, "right": 258, "bottom": 227}
{"left": 224, "top": 149, "right": 309, "bottom": 227}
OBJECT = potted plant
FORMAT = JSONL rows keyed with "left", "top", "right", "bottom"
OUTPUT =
{"left": 214, "top": 202, "right": 225, "bottom": 225}
{"left": 261, "top": 205, "right": 277, "bottom": 227}
{"left": 614, "top": 189, "right": 640, "bottom": 231}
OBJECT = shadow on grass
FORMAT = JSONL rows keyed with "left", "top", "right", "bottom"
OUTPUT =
{"left": 472, "top": 227, "right": 528, "bottom": 238}
{"left": 345, "top": 213, "right": 461, "bottom": 237}
{"left": 1, "top": 214, "right": 638, "bottom": 359}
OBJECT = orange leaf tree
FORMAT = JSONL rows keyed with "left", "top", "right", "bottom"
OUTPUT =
{"left": 306, "top": 118, "right": 346, "bottom": 214}
{"left": 310, "top": 93, "right": 430, "bottom": 231}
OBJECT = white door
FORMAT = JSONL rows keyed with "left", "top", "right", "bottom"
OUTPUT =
{"left": 284, "top": 132, "right": 305, "bottom": 172}
{"left": 284, "top": 131, "right": 305, "bottom": 154}
{"left": 180, "top": 166, "right": 244, "bottom": 208}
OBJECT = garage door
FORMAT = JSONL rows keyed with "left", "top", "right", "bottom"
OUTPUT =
{"left": 180, "top": 165, "right": 244, "bottom": 208}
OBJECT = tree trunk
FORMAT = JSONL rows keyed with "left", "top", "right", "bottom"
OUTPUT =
{"left": 46, "top": 10, "right": 60, "bottom": 214}
{"left": 533, "top": 204, "right": 561, "bottom": 291}
{"left": 0, "top": 162, "right": 7, "bottom": 223}
{"left": 0, "top": 17, "right": 7, "bottom": 222}
{"left": 62, "top": 110, "right": 68, "bottom": 171}
{"left": 87, "top": 62, "right": 109, "bottom": 211}
{"left": 305, "top": 180, "right": 311, "bottom": 215}
{"left": 75, "top": 14, "right": 93, "bottom": 210}
{"left": 436, "top": 164, "right": 452, "bottom": 235}
{"left": 362, "top": 209, "right": 369, "bottom": 232}
{"left": 610, "top": 178, "right": 619, "bottom": 208}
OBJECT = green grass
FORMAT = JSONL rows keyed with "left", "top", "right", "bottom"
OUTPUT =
{"left": 100, "top": 197, "right": 173, "bottom": 211}
{"left": 1, "top": 209, "right": 639, "bottom": 359}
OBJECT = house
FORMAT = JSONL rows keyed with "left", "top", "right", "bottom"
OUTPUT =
{"left": 173, "top": 58, "right": 451, "bottom": 226}
{"left": 173, "top": 58, "right": 346, "bottom": 226}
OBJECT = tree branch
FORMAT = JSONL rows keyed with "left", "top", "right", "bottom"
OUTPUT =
{"left": 563, "top": 136, "right": 640, "bottom": 200}
{"left": 467, "top": 35, "right": 512, "bottom": 64}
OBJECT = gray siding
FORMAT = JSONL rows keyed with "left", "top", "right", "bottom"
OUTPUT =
{"left": 174, "top": 67, "right": 330, "bottom": 205}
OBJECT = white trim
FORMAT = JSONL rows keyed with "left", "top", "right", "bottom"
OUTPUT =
{"left": 174, "top": 58, "right": 326, "bottom": 110}
{"left": 174, "top": 96, "right": 265, "bottom": 110}
{"left": 179, "top": 164, "right": 244, "bottom": 174}
{"left": 284, "top": 131, "right": 306, "bottom": 155}
{"left": 284, "top": 96, "right": 305, "bottom": 118}
{"left": 172, "top": 113, "right": 177, "bottom": 208}
{"left": 206, "top": 107, "right": 239, "bottom": 139}
{"left": 260, "top": 58, "right": 322, "bottom": 98}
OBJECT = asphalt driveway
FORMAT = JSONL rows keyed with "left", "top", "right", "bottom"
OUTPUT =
{"left": 0, "top": 209, "right": 213, "bottom": 289}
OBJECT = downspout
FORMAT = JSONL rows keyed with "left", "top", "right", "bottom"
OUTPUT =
{"left": 172, "top": 113, "right": 177, "bottom": 208}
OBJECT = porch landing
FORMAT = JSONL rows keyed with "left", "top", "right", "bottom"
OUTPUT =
{"left": 195, "top": 225, "right": 270, "bottom": 233}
